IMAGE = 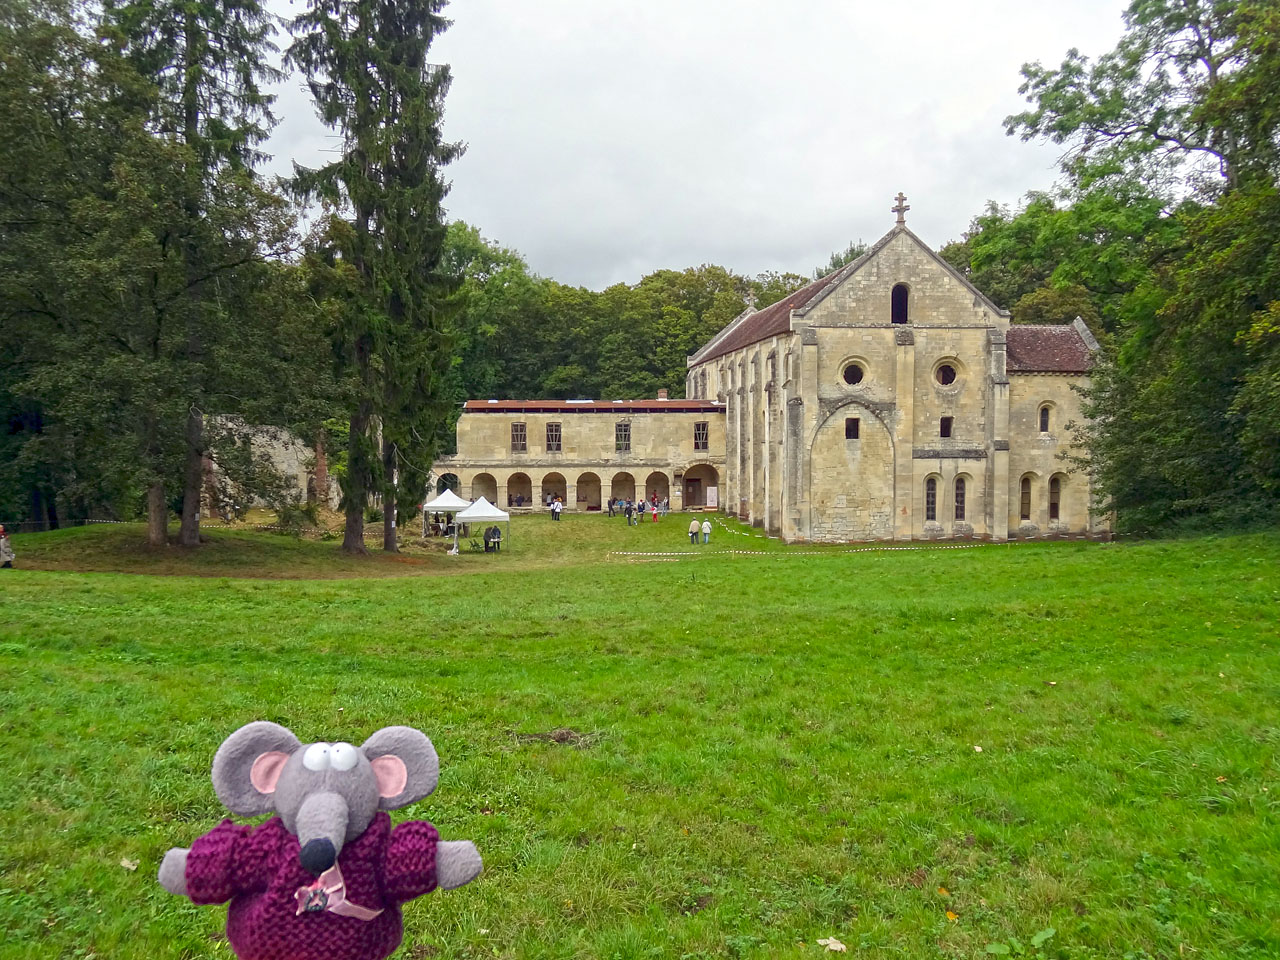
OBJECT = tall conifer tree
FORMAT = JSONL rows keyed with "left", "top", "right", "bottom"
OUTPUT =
{"left": 288, "top": 0, "right": 461, "bottom": 554}
{"left": 101, "top": 0, "right": 282, "bottom": 545}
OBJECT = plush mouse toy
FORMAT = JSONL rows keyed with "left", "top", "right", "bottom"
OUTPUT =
{"left": 158, "top": 721, "right": 482, "bottom": 960}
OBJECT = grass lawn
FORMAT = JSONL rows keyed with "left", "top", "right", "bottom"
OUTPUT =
{"left": 0, "top": 518, "right": 1277, "bottom": 959}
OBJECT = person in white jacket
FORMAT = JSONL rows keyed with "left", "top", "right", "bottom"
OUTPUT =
{"left": 0, "top": 526, "right": 14, "bottom": 568}
{"left": 701, "top": 519, "right": 711, "bottom": 544}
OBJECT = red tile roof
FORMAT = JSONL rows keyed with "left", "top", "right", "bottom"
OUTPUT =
{"left": 1006, "top": 324, "right": 1095, "bottom": 374}
{"left": 463, "top": 400, "right": 725, "bottom": 414}
{"left": 690, "top": 273, "right": 834, "bottom": 365}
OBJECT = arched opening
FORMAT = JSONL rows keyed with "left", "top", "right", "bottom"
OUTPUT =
{"left": 891, "top": 283, "right": 909, "bottom": 324}
{"left": 507, "top": 472, "right": 532, "bottom": 507}
{"left": 645, "top": 471, "right": 670, "bottom": 504}
{"left": 683, "top": 464, "right": 719, "bottom": 508}
{"left": 1020, "top": 476, "right": 1032, "bottom": 521}
{"left": 1039, "top": 405, "right": 1051, "bottom": 433}
{"left": 954, "top": 476, "right": 966, "bottom": 522}
{"left": 925, "top": 477, "right": 938, "bottom": 521}
{"left": 436, "top": 473, "right": 460, "bottom": 494}
{"left": 540, "top": 472, "right": 566, "bottom": 507}
{"left": 471, "top": 473, "right": 497, "bottom": 503}
{"left": 577, "top": 472, "right": 601, "bottom": 511}
{"left": 1049, "top": 475, "right": 1063, "bottom": 522}
{"left": 611, "top": 471, "right": 635, "bottom": 503}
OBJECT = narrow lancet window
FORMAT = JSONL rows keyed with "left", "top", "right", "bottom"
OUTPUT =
{"left": 926, "top": 477, "right": 937, "bottom": 521}
{"left": 891, "top": 283, "right": 909, "bottom": 324}
{"left": 955, "top": 477, "right": 966, "bottom": 522}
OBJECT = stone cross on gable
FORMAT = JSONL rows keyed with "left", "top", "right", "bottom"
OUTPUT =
{"left": 892, "top": 192, "right": 910, "bottom": 224}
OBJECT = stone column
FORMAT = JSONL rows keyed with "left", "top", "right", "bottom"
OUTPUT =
{"left": 565, "top": 481, "right": 577, "bottom": 511}
{"left": 988, "top": 330, "right": 1010, "bottom": 541}
{"left": 892, "top": 327, "right": 916, "bottom": 540}
{"left": 795, "top": 325, "right": 820, "bottom": 541}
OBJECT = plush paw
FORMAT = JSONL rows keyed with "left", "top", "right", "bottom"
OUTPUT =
{"left": 436, "top": 840, "right": 482, "bottom": 890}
{"left": 158, "top": 847, "right": 190, "bottom": 897}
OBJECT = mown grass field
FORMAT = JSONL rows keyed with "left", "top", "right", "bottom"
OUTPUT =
{"left": 1, "top": 517, "right": 1277, "bottom": 959}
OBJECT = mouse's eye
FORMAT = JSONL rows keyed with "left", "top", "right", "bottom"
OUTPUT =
{"left": 302, "top": 742, "right": 331, "bottom": 771}
{"left": 329, "top": 742, "right": 359, "bottom": 772}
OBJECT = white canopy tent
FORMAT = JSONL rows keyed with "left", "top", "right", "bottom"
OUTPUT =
{"left": 421, "top": 488, "right": 471, "bottom": 539}
{"left": 453, "top": 497, "right": 511, "bottom": 555}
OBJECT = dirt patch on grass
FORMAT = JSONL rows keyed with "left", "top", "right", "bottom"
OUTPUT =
{"left": 513, "top": 728, "right": 600, "bottom": 748}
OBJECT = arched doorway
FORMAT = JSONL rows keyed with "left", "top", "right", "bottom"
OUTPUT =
{"left": 471, "top": 473, "right": 497, "bottom": 502}
{"left": 436, "top": 473, "right": 460, "bottom": 494}
{"left": 577, "top": 472, "right": 601, "bottom": 510}
{"left": 611, "top": 471, "right": 635, "bottom": 503}
{"left": 507, "top": 472, "right": 532, "bottom": 507}
{"left": 683, "top": 464, "right": 719, "bottom": 508}
{"left": 645, "top": 471, "right": 670, "bottom": 504}
{"left": 541, "top": 472, "right": 566, "bottom": 507}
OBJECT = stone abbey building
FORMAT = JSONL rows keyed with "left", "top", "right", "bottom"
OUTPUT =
{"left": 436, "top": 200, "right": 1106, "bottom": 542}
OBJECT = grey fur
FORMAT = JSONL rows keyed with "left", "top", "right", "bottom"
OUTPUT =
{"left": 158, "top": 847, "right": 188, "bottom": 896}
{"left": 212, "top": 721, "right": 301, "bottom": 816}
{"left": 158, "top": 722, "right": 479, "bottom": 897}
{"left": 436, "top": 840, "right": 483, "bottom": 890}
{"left": 361, "top": 726, "right": 439, "bottom": 809}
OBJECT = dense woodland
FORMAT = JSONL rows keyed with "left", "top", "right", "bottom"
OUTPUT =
{"left": 1, "top": 0, "right": 1277, "bottom": 542}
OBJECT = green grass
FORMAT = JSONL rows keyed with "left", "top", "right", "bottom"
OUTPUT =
{"left": 0, "top": 521, "right": 1277, "bottom": 959}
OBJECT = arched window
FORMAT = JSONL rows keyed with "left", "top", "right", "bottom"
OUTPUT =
{"left": 925, "top": 477, "right": 937, "bottom": 521}
{"left": 1020, "top": 477, "right": 1032, "bottom": 520}
{"left": 955, "top": 477, "right": 966, "bottom": 522}
{"left": 1039, "top": 405, "right": 1050, "bottom": 432}
{"left": 1049, "top": 476, "right": 1062, "bottom": 521}
{"left": 891, "top": 283, "right": 909, "bottom": 324}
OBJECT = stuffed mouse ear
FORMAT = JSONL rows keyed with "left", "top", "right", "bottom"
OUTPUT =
{"left": 212, "top": 721, "right": 301, "bottom": 816}
{"left": 361, "top": 726, "right": 439, "bottom": 810}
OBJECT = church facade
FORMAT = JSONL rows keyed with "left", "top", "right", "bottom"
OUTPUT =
{"left": 434, "top": 201, "right": 1106, "bottom": 542}
{"left": 684, "top": 204, "right": 1105, "bottom": 542}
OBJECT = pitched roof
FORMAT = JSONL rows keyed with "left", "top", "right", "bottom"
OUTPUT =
{"left": 688, "top": 272, "right": 834, "bottom": 365}
{"left": 462, "top": 399, "right": 725, "bottom": 414}
{"left": 1006, "top": 322, "right": 1096, "bottom": 374}
{"left": 689, "top": 225, "right": 1009, "bottom": 366}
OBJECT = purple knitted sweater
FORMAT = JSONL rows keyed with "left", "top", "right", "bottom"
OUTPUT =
{"left": 186, "top": 812, "right": 438, "bottom": 960}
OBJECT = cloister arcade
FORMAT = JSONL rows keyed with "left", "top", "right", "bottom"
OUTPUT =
{"left": 451, "top": 465, "right": 720, "bottom": 512}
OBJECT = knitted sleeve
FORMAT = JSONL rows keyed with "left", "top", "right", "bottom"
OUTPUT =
{"left": 380, "top": 820, "right": 440, "bottom": 904}
{"left": 185, "top": 819, "right": 253, "bottom": 905}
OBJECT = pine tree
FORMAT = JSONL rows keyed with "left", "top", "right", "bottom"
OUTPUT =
{"left": 101, "top": 0, "right": 283, "bottom": 546}
{"left": 288, "top": 0, "right": 462, "bottom": 554}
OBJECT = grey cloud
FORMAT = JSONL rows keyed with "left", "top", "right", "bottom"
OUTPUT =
{"left": 263, "top": 0, "right": 1129, "bottom": 288}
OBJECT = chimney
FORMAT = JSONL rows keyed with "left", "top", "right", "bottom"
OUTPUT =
{"left": 657, "top": 389, "right": 668, "bottom": 400}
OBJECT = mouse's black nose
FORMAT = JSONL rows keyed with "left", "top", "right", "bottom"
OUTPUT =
{"left": 299, "top": 838, "right": 337, "bottom": 876}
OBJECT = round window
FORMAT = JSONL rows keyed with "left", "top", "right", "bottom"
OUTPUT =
{"left": 935, "top": 364, "right": 957, "bottom": 386}
{"left": 842, "top": 363, "right": 864, "bottom": 385}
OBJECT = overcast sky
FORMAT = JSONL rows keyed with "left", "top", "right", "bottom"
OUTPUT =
{"left": 264, "top": 0, "right": 1130, "bottom": 289}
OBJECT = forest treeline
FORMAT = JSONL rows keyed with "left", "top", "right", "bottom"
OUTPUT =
{"left": 2, "top": 0, "right": 1278, "bottom": 539}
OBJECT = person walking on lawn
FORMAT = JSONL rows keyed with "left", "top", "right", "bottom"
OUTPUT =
{"left": 0, "top": 526, "right": 14, "bottom": 568}
{"left": 702, "top": 519, "right": 711, "bottom": 544}
{"left": 688, "top": 518, "right": 699, "bottom": 545}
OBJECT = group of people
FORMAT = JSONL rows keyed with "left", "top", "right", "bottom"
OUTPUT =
{"left": 608, "top": 495, "right": 668, "bottom": 525}
{"left": 482, "top": 525, "right": 503, "bottom": 552}
{"left": 688, "top": 518, "right": 712, "bottom": 544}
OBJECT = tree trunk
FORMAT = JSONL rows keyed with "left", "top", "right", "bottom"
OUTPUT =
{"left": 342, "top": 407, "right": 369, "bottom": 555}
{"left": 147, "top": 481, "right": 167, "bottom": 546}
{"left": 382, "top": 435, "right": 398, "bottom": 552}
{"left": 178, "top": 408, "right": 203, "bottom": 545}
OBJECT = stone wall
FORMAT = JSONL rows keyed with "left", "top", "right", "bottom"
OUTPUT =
{"left": 435, "top": 407, "right": 726, "bottom": 511}
{"left": 686, "top": 225, "right": 1107, "bottom": 543}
